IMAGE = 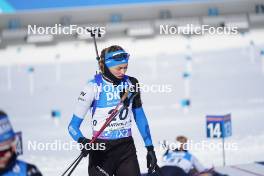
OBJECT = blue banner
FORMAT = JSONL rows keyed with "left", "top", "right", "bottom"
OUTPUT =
{"left": 1, "top": 0, "right": 220, "bottom": 13}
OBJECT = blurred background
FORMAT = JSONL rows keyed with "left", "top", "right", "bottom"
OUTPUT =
{"left": 1, "top": 0, "right": 264, "bottom": 175}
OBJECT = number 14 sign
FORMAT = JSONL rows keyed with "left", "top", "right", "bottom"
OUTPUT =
{"left": 206, "top": 114, "right": 232, "bottom": 138}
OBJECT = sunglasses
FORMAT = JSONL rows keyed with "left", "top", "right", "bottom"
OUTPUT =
{"left": 105, "top": 53, "right": 130, "bottom": 61}
{"left": 0, "top": 147, "right": 12, "bottom": 157}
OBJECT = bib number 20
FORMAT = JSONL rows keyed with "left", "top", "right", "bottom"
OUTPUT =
{"left": 108, "top": 107, "right": 129, "bottom": 121}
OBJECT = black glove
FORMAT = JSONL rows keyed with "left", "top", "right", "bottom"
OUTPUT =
{"left": 78, "top": 137, "right": 92, "bottom": 157}
{"left": 146, "top": 146, "right": 158, "bottom": 173}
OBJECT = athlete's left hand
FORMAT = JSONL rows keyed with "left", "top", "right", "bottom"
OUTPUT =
{"left": 146, "top": 146, "right": 158, "bottom": 173}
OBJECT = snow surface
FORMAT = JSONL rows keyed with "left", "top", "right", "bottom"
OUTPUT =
{"left": 0, "top": 29, "right": 264, "bottom": 175}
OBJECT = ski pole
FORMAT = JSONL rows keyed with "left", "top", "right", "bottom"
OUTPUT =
{"left": 67, "top": 153, "right": 84, "bottom": 176}
{"left": 61, "top": 153, "right": 82, "bottom": 176}
{"left": 86, "top": 28, "right": 101, "bottom": 61}
{"left": 66, "top": 91, "right": 130, "bottom": 176}
{"left": 87, "top": 28, "right": 101, "bottom": 73}
{"left": 62, "top": 91, "right": 136, "bottom": 176}
{"left": 67, "top": 91, "right": 131, "bottom": 175}
{"left": 62, "top": 28, "right": 102, "bottom": 176}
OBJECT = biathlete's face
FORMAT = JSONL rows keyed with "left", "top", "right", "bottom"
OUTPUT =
{"left": 109, "top": 63, "right": 128, "bottom": 79}
{"left": 0, "top": 141, "right": 15, "bottom": 169}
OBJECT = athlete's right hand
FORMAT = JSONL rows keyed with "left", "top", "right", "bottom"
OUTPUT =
{"left": 78, "top": 137, "right": 92, "bottom": 157}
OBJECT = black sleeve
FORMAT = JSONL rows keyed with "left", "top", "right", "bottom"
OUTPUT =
{"left": 26, "top": 163, "right": 42, "bottom": 176}
{"left": 128, "top": 76, "right": 142, "bottom": 109}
